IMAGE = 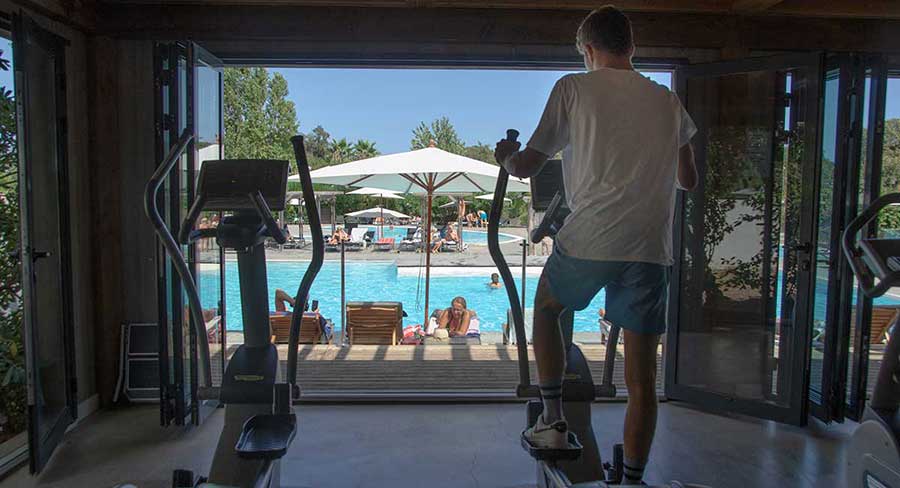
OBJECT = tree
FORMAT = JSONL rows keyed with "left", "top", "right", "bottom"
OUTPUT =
{"left": 0, "top": 50, "right": 26, "bottom": 443}
{"left": 329, "top": 138, "right": 354, "bottom": 164}
{"left": 353, "top": 139, "right": 379, "bottom": 159}
{"left": 463, "top": 142, "right": 495, "bottom": 165}
{"left": 223, "top": 68, "right": 299, "bottom": 161}
{"left": 410, "top": 116, "right": 465, "bottom": 154}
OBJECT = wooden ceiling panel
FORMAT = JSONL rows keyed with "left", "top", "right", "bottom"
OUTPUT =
{"left": 92, "top": 0, "right": 900, "bottom": 20}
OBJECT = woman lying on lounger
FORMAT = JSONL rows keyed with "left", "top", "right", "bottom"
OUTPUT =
{"left": 327, "top": 226, "right": 350, "bottom": 245}
{"left": 437, "top": 296, "right": 478, "bottom": 337}
{"left": 273, "top": 289, "right": 333, "bottom": 340}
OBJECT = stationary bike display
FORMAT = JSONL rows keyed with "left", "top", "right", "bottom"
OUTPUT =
{"left": 844, "top": 193, "right": 900, "bottom": 488}
{"left": 145, "top": 132, "right": 324, "bottom": 488}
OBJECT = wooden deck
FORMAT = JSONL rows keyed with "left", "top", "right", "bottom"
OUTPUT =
{"left": 212, "top": 343, "right": 660, "bottom": 399}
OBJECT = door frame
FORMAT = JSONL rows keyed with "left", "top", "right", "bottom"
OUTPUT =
{"left": 845, "top": 55, "right": 891, "bottom": 421}
{"left": 665, "top": 52, "right": 823, "bottom": 426}
{"left": 13, "top": 12, "right": 76, "bottom": 473}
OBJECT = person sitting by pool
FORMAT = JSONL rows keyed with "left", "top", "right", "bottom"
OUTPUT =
{"left": 272, "top": 288, "right": 333, "bottom": 340}
{"left": 431, "top": 225, "right": 445, "bottom": 253}
{"left": 465, "top": 212, "right": 478, "bottom": 226}
{"left": 445, "top": 224, "right": 459, "bottom": 243}
{"left": 327, "top": 226, "right": 350, "bottom": 245}
{"left": 436, "top": 296, "right": 478, "bottom": 337}
{"left": 488, "top": 273, "right": 502, "bottom": 289}
{"left": 274, "top": 288, "right": 295, "bottom": 314}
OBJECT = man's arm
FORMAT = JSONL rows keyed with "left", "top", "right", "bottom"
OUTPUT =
{"left": 494, "top": 144, "right": 550, "bottom": 178}
{"left": 677, "top": 143, "right": 698, "bottom": 191}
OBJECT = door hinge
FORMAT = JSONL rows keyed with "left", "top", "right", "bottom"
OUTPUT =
{"left": 778, "top": 92, "right": 792, "bottom": 108}
{"left": 161, "top": 114, "right": 176, "bottom": 131}
{"left": 158, "top": 68, "right": 173, "bottom": 87}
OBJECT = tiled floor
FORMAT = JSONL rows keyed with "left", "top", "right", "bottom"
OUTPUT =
{"left": 4, "top": 401, "right": 853, "bottom": 488}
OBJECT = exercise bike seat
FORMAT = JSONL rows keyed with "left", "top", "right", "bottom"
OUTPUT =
{"left": 235, "top": 413, "right": 297, "bottom": 460}
{"left": 520, "top": 429, "right": 583, "bottom": 461}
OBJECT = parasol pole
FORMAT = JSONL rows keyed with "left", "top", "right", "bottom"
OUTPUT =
{"left": 424, "top": 179, "right": 434, "bottom": 327}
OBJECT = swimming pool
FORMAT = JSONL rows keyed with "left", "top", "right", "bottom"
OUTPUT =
{"left": 198, "top": 261, "right": 900, "bottom": 336}
{"left": 199, "top": 261, "right": 604, "bottom": 334}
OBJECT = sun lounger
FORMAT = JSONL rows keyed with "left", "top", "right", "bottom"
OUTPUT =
{"left": 345, "top": 301, "right": 404, "bottom": 345}
{"left": 269, "top": 312, "right": 328, "bottom": 344}
{"left": 372, "top": 237, "right": 395, "bottom": 251}
{"left": 398, "top": 227, "right": 423, "bottom": 251}
{"left": 346, "top": 228, "right": 368, "bottom": 251}
{"left": 849, "top": 305, "right": 900, "bottom": 345}
{"left": 503, "top": 307, "right": 534, "bottom": 345}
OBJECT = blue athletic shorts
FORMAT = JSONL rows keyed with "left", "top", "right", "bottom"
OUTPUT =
{"left": 543, "top": 245, "right": 671, "bottom": 335}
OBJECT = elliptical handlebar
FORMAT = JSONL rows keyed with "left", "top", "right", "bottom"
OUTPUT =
{"left": 487, "top": 129, "right": 531, "bottom": 393}
{"left": 144, "top": 127, "right": 212, "bottom": 389}
{"left": 842, "top": 192, "right": 900, "bottom": 298}
{"left": 287, "top": 135, "right": 325, "bottom": 393}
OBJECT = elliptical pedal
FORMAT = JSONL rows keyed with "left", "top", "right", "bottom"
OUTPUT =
{"left": 520, "top": 429, "right": 584, "bottom": 461}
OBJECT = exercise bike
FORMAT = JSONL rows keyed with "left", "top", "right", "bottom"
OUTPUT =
{"left": 844, "top": 193, "right": 900, "bottom": 488}
{"left": 146, "top": 132, "right": 324, "bottom": 488}
{"left": 488, "top": 130, "right": 706, "bottom": 488}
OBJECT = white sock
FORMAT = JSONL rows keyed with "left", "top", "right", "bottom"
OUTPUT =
{"left": 623, "top": 457, "right": 646, "bottom": 484}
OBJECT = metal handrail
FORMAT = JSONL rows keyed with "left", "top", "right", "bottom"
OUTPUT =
{"left": 144, "top": 128, "right": 212, "bottom": 389}
{"left": 287, "top": 135, "right": 325, "bottom": 390}
{"left": 487, "top": 129, "right": 530, "bottom": 391}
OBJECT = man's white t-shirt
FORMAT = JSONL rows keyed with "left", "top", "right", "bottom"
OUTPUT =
{"left": 527, "top": 69, "right": 697, "bottom": 266}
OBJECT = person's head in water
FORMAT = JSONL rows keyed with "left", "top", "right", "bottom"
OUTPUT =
{"left": 575, "top": 5, "right": 634, "bottom": 72}
{"left": 489, "top": 273, "right": 501, "bottom": 288}
{"left": 450, "top": 296, "right": 467, "bottom": 318}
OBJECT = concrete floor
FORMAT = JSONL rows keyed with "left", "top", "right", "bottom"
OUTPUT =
{"left": 4, "top": 402, "right": 853, "bottom": 488}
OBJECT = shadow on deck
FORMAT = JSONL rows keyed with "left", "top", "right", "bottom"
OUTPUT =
{"left": 212, "top": 343, "right": 662, "bottom": 400}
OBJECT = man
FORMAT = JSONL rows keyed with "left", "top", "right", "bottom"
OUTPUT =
{"left": 494, "top": 6, "right": 697, "bottom": 485}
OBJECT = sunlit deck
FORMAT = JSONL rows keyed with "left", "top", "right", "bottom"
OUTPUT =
{"left": 210, "top": 343, "right": 662, "bottom": 399}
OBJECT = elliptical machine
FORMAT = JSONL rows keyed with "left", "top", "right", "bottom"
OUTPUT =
{"left": 145, "top": 132, "right": 324, "bottom": 488}
{"left": 487, "top": 130, "right": 622, "bottom": 487}
{"left": 843, "top": 193, "right": 900, "bottom": 488}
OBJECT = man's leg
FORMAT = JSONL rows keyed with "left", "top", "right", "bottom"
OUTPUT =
{"left": 622, "top": 329, "right": 660, "bottom": 484}
{"left": 532, "top": 273, "right": 567, "bottom": 425}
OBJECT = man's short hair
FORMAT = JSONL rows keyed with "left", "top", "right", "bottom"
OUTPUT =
{"left": 575, "top": 5, "right": 634, "bottom": 56}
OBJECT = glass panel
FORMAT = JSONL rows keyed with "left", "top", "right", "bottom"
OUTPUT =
{"left": 676, "top": 69, "right": 802, "bottom": 405}
{"left": 195, "top": 61, "right": 223, "bottom": 387}
{"left": 0, "top": 37, "right": 26, "bottom": 463}
{"left": 859, "top": 74, "right": 900, "bottom": 403}
{"left": 809, "top": 69, "right": 840, "bottom": 402}
{"left": 23, "top": 37, "right": 68, "bottom": 443}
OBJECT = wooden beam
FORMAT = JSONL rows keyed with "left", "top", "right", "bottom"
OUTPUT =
{"left": 731, "top": 0, "right": 783, "bottom": 12}
{"left": 87, "top": 0, "right": 900, "bottom": 19}
{"left": 94, "top": 5, "right": 900, "bottom": 54}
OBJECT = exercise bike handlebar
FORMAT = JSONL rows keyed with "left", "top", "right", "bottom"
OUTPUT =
{"left": 144, "top": 127, "right": 212, "bottom": 389}
{"left": 287, "top": 135, "right": 325, "bottom": 392}
{"left": 488, "top": 129, "right": 531, "bottom": 392}
{"left": 842, "top": 192, "right": 900, "bottom": 298}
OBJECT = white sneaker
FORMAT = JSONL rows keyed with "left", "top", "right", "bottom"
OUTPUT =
{"left": 524, "top": 416, "right": 569, "bottom": 449}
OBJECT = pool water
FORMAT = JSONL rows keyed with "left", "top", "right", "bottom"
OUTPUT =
{"left": 199, "top": 261, "right": 606, "bottom": 334}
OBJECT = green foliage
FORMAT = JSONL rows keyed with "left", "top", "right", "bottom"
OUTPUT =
{"left": 878, "top": 119, "right": 900, "bottom": 232}
{"left": 0, "top": 49, "right": 26, "bottom": 441}
{"left": 410, "top": 116, "right": 465, "bottom": 153}
{"left": 223, "top": 68, "right": 299, "bottom": 161}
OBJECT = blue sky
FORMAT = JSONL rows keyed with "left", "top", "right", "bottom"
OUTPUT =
{"left": 271, "top": 68, "right": 671, "bottom": 154}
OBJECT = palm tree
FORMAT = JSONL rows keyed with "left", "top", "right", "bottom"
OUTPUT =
{"left": 329, "top": 138, "right": 353, "bottom": 164}
{"left": 353, "top": 139, "right": 379, "bottom": 159}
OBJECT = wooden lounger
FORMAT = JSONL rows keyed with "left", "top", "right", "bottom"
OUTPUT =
{"left": 346, "top": 302, "right": 404, "bottom": 345}
{"left": 269, "top": 313, "right": 325, "bottom": 344}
